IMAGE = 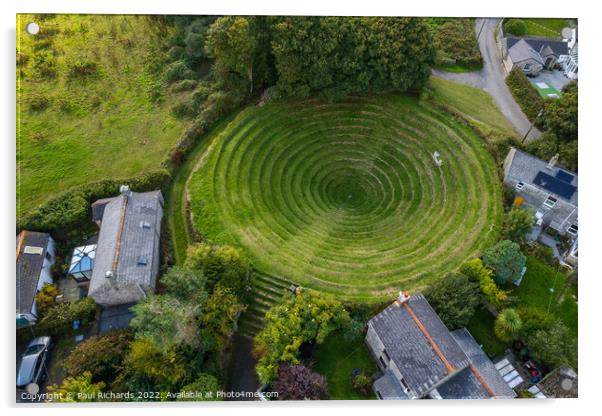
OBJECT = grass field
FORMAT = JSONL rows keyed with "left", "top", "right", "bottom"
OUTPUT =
{"left": 522, "top": 18, "right": 574, "bottom": 38}
{"left": 17, "top": 15, "right": 187, "bottom": 216}
{"left": 428, "top": 77, "right": 516, "bottom": 136}
{"left": 467, "top": 308, "right": 510, "bottom": 358}
{"left": 312, "top": 332, "right": 377, "bottom": 400}
{"left": 510, "top": 256, "right": 578, "bottom": 338}
{"left": 188, "top": 95, "right": 503, "bottom": 301}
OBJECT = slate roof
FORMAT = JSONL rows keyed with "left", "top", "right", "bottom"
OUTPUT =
{"left": 88, "top": 189, "right": 164, "bottom": 307}
{"left": 507, "top": 37, "right": 569, "bottom": 58}
{"left": 368, "top": 294, "right": 471, "bottom": 396}
{"left": 98, "top": 303, "right": 135, "bottom": 334}
{"left": 445, "top": 329, "right": 517, "bottom": 399}
{"left": 508, "top": 39, "right": 544, "bottom": 65}
{"left": 504, "top": 148, "right": 578, "bottom": 205}
{"left": 16, "top": 231, "right": 50, "bottom": 314}
{"left": 373, "top": 370, "right": 409, "bottom": 400}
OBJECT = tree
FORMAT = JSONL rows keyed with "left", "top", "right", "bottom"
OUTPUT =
{"left": 424, "top": 273, "right": 480, "bottom": 329}
{"left": 275, "top": 364, "right": 329, "bottom": 400}
{"left": 122, "top": 338, "right": 187, "bottom": 392}
{"left": 130, "top": 295, "right": 201, "bottom": 352}
{"left": 200, "top": 285, "right": 246, "bottom": 351}
{"left": 529, "top": 320, "right": 576, "bottom": 368}
{"left": 517, "top": 306, "right": 554, "bottom": 339}
{"left": 460, "top": 258, "right": 509, "bottom": 309}
{"left": 503, "top": 19, "right": 527, "bottom": 36}
{"left": 541, "top": 83, "right": 578, "bottom": 142}
{"left": 494, "top": 308, "right": 523, "bottom": 342}
{"left": 161, "top": 265, "right": 207, "bottom": 302}
{"left": 34, "top": 283, "right": 60, "bottom": 318}
{"left": 205, "top": 16, "right": 257, "bottom": 94}
{"left": 253, "top": 290, "right": 350, "bottom": 383}
{"left": 48, "top": 372, "right": 105, "bottom": 402}
{"left": 482, "top": 240, "right": 527, "bottom": 285}
{"left": 502, "top": 206, "right": 534, "bottom": 244}
{"left": 270, "top": 17, "right": 435, "bottom": 100}
{"left": 64, "top": 329, "right": 133, "bottom": 385}
{"left": 178, "top": 374, "right": 223, "bottom": 401}
{"left": 36, "top": 297, "right": 97, "bottom": 336}
{"left": 185, "top": 243, "right": 250, "bottom": 299}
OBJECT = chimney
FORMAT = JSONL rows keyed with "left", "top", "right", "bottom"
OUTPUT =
{"left": 119, "top": 184, "right": 131, "bottom": 197}
{"left": 547, "top": 154, "right": 559, "bottom": 170}
{"left": 396, "top": 291, "right": 411, "bottom": 305}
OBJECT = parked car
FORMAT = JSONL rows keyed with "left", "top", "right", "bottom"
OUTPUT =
{"left": 17, "top": 336, "right": 52, "bottom": 388}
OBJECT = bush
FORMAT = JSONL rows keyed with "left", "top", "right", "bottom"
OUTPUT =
{"left": 36, "top": 297, "right": 97, "bottom": 336}
{"left": 506, "top": 68, "right": 544, "bottom": 121}
{"left": 171, "top": 100, "right": 197, "bottom": 119}
{"left": 172, "top": 79, "right": 198, "bottom": 93}
{"left": 352, "top": 372, "right": 373, "bottom": 396}
{"left": 34, "top": 283, "right": 61, "bottom": 318}
{"left": 275, "top": 364, "right": 329, "bottom": 400}
{"left": 504, "top": 19, "right": 527, "bottom": 36}
{"left": 502, "top": 206, "right": 534, "bottom": 244}
{"left": 164, "top": 60, "right": 196, "bottom": 83}
{"left": 460, "top": 259, "right": 509, "bottom": 309}
{"left": 64, "top": 329, "right": 134, "bottom": 384}
{"left": 28, "top": 92, "right": 50, "bottom": 112}
{"left": 494, "top": 308, "right": 523, "bottom": 342}
{"left": 528, "top": 320, "right": 576, "bottom": 368}
{"left": 178, "top": 374, "right": 223, "bottom": 401}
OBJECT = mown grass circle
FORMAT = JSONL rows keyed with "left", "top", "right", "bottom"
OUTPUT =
{"left": 189, "top": 95, "right": 502, "bottom": 301}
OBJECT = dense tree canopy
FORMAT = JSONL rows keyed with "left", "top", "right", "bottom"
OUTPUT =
{"left": 270, "top": 16, "right": 436, "bottom": 100}
{"left": 253, "top": 290, "right": 350, "bottom": 383}
{"left": 529, "top": 320, "right": 576, "bottom": 368}
{"left": 178, "top": 373, "right": 223, "bottom": 401}
{"left": 424, "top": 273, "right": 480, "bottom": 329}
{"left": 49, "top": 372, "right": 105, "bottom": 402}
{"left": 460, "top": 258, "right": 509, "bottom": 309}
{"left": 200, "top": 285, "right": 245, "bottom": 351}
{"left": 482, "top": 240, "right": 527, "bottom": 285}
{"left": 541, "top": 82, "right": 578, "bottom": 143}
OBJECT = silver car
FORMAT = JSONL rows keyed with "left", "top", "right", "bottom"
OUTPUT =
{"left": 17, "top": 336, "right": 52, "bottom": 388}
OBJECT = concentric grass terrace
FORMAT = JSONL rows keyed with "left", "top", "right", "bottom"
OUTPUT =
{"left": 188, "top": 95, "right": 503, "bottom": 301}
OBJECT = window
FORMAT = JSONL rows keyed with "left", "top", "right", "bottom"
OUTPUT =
{"left": 45, "top": 252, "right": 52, "bottom": 261}
{"left": 140, "top": 221, "right": 151, "bottom": 229}
{"left": 400, "top": 378, "right": 410, "bottom": 393}
{"left": 516, "top": 181, "right": 524, "bottom": 191}
{"left": 378, "top": 356, "right": 387, "bottom": 369}
{"left": 137, "top": 256, "right": 148, "bottom": 266}
{"left": 567, "top": 224, "right": 578, "bottom": 236}
{"left": 544, "top": 196, "right": 557, "bottom": 208}
{"left": 383, "top": 349, "right": 391, "bottom": 362}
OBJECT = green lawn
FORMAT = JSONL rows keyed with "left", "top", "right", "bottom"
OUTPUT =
{"left": 434, "top": 63, "right": 483, "bottom": 73}
{"left": 312, "top": 333, "right": 377, "bottom": 400}
{"left": 17, "top": 15, "right": 188, "bottom": 217}
{"left": 187, "top": 95, "right": 502, "bottom": 301}
{"left": 428, "top": 77, "right": 516, "bottom": 136}
{"left": 467, "top": 307, "right": 510, "bottom": 358}
{"left": 510, "top": 255, "right": 577, "bottom": 337}
{"left": 522, "top": 18, "right": 574, "bottom": 38}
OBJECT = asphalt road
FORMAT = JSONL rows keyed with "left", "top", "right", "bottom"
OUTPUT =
{"left": 433, "top": 18, "right": 541, "bottom": 143}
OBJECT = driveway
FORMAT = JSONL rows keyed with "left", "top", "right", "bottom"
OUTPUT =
{"left": 433, "top": 18, "right": 541, "bottom": 143}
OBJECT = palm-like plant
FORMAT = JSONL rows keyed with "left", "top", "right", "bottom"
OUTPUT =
{"left": 494, "top": 308, "right": 523, "bottom": 342}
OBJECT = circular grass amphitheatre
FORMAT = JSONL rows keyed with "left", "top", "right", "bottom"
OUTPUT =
{"left": 188, "top": 95, "right": 502, "bottom": 301}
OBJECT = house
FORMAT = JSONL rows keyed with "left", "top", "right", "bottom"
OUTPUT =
{"left": 16, "top": 231, "right": 56, "bottom": 327}
{"left": 502, "top": 37, "right": 569, "bottom": 76}
{"left": 535, "top": 367, "right": 578, "bottom": 398}
{"left": 503, "top": 148, "right": 578, "bottom": 239}
{"left": 558, "top": 28, "right": 578, "bottom": 80}
{"left": 87, "top": 185, "right": 164, "bottom": 308}
{"left": 366, "top": 293, "right": 517, "bottom": 400}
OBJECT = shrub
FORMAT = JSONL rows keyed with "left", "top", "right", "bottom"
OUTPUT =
{"left": 48, "top": 372, "right": 105, "bottom": 402}
{"left": 494, "top": 308, "right": 523, "bottom": 342}
{"left": 36, "top": 297, "right": 97, "bottom": 336}
{"left": 352, "top": 372, "right": 373, "bottom": 396}
{"left": 68, "top": 61, "right": 99, "bottom": 79}
{"left": 64, "top": 329, "right": 134, "bottom": 384}
{"left": 178, "top": 374, "right": 223, "bottom": 401}
{"left": 34, "top": 283, "right": 60, "bottom": 318}
{"left": 164, "top": 60, "right": 196, "bottom": 82}
{"left": 28, "top": 92, "right": 50, "bottom": 112}
{"left": 424, "top": 273, "right": 480, "bottom": 329}
{"left": 172, "top": 79, "right": 198, "bottom": 93}
{"left": 275, "top": 364, "right": 329, "bottom": 400}
{"left": 506, "top": 68, "right": 544, "bottom": 121}
{"left": 504, "top": 19, "right": 527, "bottom": 36}
{"left": 460, "top": 258, "right": 509, "bottom": 309}
{"left": 528, "top": 320, "right": 576, "bottom": 368}
{"left": 502, "top": 206, "right": 534, "bottom": 244}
